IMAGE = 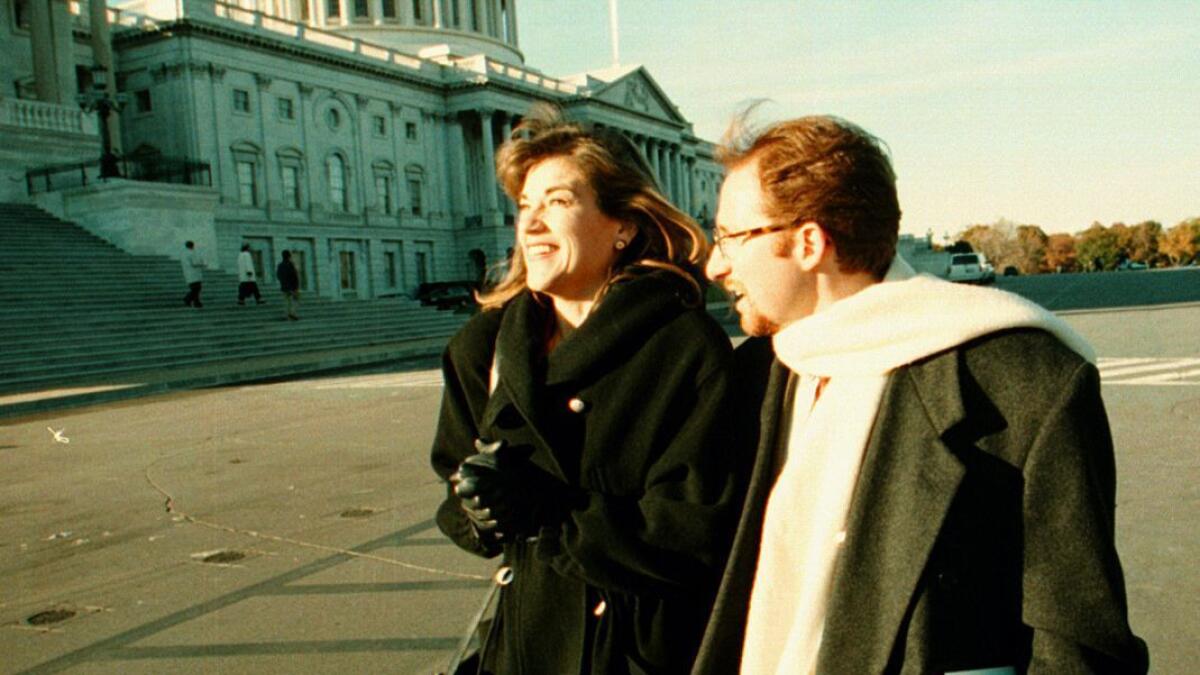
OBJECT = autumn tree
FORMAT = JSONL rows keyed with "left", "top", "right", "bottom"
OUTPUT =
{"left": 1074, "top": 222, "right": 1121, "bottom": 271}
{"left": 1044, "top": 233, "right": 1077, "bottom": 272}
{"left": 1158, "top": 218, "right": 1200, "bottom": 266}
{"left": 1128, "top": 220, "right": 1162, "bottom": 264}
{"left": 1014, "top": 225, "right": 1049, "bottom": 274}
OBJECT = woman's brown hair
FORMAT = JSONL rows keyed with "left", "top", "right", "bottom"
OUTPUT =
{"left": 477, "top": 103, "right": 709, "bottom": 309}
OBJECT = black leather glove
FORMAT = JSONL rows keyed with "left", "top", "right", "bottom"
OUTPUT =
{"left": 452, "top": 439, "right": 583, "bottom": 540}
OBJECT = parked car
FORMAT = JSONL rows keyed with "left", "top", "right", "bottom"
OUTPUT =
{"left": 1002, "top": 265, "right": 1020, "bottom": 277}
{"left": 946, "top": 253, "right": 995, "bottom": 284}
{"left": 415, "top": 281, "right": 478, "bottom": 310}
{"left": 1116, "top": 260, "right": 1148, "bottom": 271}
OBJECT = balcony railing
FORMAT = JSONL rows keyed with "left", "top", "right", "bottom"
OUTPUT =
{"left": 26, "top": 156, "right": 212, "bottom": 195}
{"left": 0, "top": 97, "right": 97, "bottom": 135}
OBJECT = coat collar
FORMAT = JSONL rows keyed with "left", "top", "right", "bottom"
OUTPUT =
{"left": 495, "top": 271, "right": 693, "bottom": 394}
{"left": 817, "top": 346, "right": 969, "bottom": 672}
{"left": 486, "top": 272, "right": 694, "bottom": 470}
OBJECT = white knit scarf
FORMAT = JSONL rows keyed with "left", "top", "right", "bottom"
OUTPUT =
{"left": 740, "top": 256, "right": 1093, "bottom": 675}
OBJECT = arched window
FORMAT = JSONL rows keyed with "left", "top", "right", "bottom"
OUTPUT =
{"left": 328, "top": 155, "right": 348, "bottom": 212}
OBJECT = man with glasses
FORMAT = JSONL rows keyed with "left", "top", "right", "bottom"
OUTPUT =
{"left": 691, "top": 115, "right": 1147, "bottom": 674}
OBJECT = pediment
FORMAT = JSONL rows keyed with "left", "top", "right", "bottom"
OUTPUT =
{"left": 589, "top": 66, "right": 686, "bottom": 124}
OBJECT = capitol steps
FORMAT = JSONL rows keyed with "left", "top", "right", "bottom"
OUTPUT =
{"left": 0, "top": 202, "right": 471, "bottom": 401}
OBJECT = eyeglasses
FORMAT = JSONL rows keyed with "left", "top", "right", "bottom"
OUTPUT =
{"left": 712, "top": 222, "right": 804, "bottom": 257}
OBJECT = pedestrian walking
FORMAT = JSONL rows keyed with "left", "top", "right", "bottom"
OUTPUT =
{"left": 277, "top": 250, "right": 300, "bottom": 320}
{"left": 181, "top": 240, "right": 204, "bottom": 308}
{"left": 236, "top": 243, "right": 263, "bottom": 305}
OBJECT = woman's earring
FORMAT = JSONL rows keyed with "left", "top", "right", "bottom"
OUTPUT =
{"left": 615, "top": 240, "right": 627, "bottom": 250}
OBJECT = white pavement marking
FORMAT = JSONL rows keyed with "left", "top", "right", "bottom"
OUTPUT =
{"left": 1099, "top": 357, "right": 1200, "bottom": 386}
{"left": 264, "top": 369, "right": 445, "bottom": 390}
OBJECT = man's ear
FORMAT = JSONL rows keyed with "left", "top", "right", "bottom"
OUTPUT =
{"left": 794, "top": 221, "right": 829, "bottom": 271}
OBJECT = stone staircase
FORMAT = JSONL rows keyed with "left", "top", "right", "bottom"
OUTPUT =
{"left": 0, "top": 203, "right": 471, "bottom": 406}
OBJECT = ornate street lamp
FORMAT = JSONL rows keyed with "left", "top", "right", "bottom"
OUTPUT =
{"left": 77, "top": 64, "right": 124, "bottom": 179}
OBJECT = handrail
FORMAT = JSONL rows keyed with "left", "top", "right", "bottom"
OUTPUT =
{"left": 26, "top": 156, "right": 213, "bottom": 196}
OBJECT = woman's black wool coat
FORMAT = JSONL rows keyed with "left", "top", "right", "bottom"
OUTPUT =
{"left": 431, "top": 272, "right": 739, "bottom": 675}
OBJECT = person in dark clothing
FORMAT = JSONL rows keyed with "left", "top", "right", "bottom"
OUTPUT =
{"left": 431, "top": 105, "right": 738, "bottom": 674}
{"left": 276, "top": 250, "right": 300, "bottom": 320}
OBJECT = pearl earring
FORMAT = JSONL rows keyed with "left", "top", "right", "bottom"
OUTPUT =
{"left": 615, "top": 240, "right": 627, "bottom": 250}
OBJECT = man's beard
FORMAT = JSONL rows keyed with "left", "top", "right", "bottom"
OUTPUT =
{"left": 736, "top": 297, "right": 781, "bottom": 337}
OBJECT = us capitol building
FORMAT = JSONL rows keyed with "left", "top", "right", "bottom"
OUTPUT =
{"left": 1, "top": 0, "right": 722, "bottom": 299}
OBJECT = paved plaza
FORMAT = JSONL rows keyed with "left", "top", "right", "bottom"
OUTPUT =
{"left": 2, "top": 297, "right": 1198, "bottom": 673}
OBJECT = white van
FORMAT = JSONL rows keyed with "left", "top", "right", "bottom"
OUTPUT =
{"left": 947, "top": 253, "right": 996, "bottom": 284}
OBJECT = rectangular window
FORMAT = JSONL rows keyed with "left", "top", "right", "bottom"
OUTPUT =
{"left": 327, "top": 0, "right": 340, "bottom": 18}
{"left": 277, "top": 97, "right": 295, "bottom": 120}
{"left": 339, "top": 251, "right": 357, "bottom": 290}
{"left": 469, "top": 0, "right": 479, "bottom": 30}
{"left": 375, "top": 175, "right": 392, "bottom": 214}
{"left": 405, "top": 121, "right": 418, "bottom": 141}
{"left": 451, "top": 0, "right": 461, "bottom": 26}
{"left": 415, "top": 251, "right": 429, "bottom": 285}
{"left": 408, "top": 179, "right": 422, "bottom": 216}
{"left": 353, "top": 0, "right": 368, "bottom": 17}
{"left": 281, "top": 166, "right": 300, "bottom": 208}
{"left": 233, "top": 89, "right": 251, "bottom": 113}
{"left": 236, "top": 161, "right": 257, "bottom": 206}
{"left": 135, "top": 89, "right": 152, "bottom": 113}
{"left": 411, "top": 0, "right": 422, "bottom": 23}
{"left": 384, "top": 251, "right": 398, "bottom": 287}
{"left": 373, "top": 115, "right": 387, "bottom": 136}
{"left": 382, "top": 0, "right": 396, "bottom": 18}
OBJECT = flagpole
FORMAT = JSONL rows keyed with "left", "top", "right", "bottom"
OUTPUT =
{"left": 608, "top": 0, "right": 620, "bottom": 67}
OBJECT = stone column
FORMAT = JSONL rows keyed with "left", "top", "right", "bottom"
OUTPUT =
{"left": 656, "top": 144, "right": 669, "bottom": 197}
{"left": 370, "top": 0, "right": 383, "bottom": 24}
{"left": 313, "top": 0, "right": 328, "bottom": 26}
{"left": 671, "top": 148, "right": 682, "bottom": 206}
{"left": 473, "top": 0, "right": 486, "bottom": 33}
{"left": 255, "top": 74, "right": 274, "bottom": 213}
{"left": 448, "top": 114, "right": 468, "bottom": 221}
{"left": 682, "top": 157, "right": 693, "bottom": 215}
{"left": 432, "top": 0, "right": 444, "bottom": 27}
{"left": 29, "top": 0, "right": 68, "bottom": 104}
{"left": 299, "top": 83, "right": 320, "bottom": 216}
{"left": 505, "top": 0, "right": 518, "bottom": 45}
{"left": 500, "top": 112, "right": 514, "bottom": 217}
{"left": 454, "top": 0, "right": 467, "bottom": 29}
{"left": 88, "top": 0, "right": 122, "bottom": 154}
{"left": 479, "top": 109, "right": 499, "bottom": 214}
{"left": 647, "top": 140, "right": 660, "bottom": 185}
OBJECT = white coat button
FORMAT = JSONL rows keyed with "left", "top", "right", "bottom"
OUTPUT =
{"left": 567, "top": 397, "right": 587, "bottom": 413}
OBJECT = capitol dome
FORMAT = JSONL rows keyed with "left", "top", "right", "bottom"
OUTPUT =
{"left": 289, "top": 0, "right": 523, "bottom": 65}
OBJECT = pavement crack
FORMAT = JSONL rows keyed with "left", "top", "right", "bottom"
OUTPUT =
{"left": 141, "top": 455, "right": 486, "bottom": 581}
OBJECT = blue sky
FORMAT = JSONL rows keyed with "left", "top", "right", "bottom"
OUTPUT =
{"left": 519, "top": 1, "right": 1199, "bottom": 237}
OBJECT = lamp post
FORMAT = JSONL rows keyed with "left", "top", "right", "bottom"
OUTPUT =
{"left": 77, "top": 64, "right": 123, "bottom": 179}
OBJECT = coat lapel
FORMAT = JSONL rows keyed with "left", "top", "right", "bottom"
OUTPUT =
{"left": 818, "top": 349, "right": 967, "bottom": 674}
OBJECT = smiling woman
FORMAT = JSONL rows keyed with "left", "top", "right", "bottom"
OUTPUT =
{"left": 430, "top": 105, "right": 740, "bottom": 674}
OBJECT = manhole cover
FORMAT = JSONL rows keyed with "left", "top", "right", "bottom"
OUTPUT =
{"left": 202, "top": 550, "right": 246, "bottom": 564}
{"left": 340, "top": 508, "right": 377, "bottom": 518}
{"left": 1172, "top": 398, "right": 1200, "bottom": 420}
{"left": 27, "top": 609, "right": 75, "bottom": 625}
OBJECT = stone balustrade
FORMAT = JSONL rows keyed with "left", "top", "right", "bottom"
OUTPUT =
{"left": 0, "top": 97, "right": 97, "bottom": 136}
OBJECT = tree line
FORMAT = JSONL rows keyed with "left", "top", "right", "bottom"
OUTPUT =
{"left": 949, "top": 217, "right": 1200, "bottom": 274}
